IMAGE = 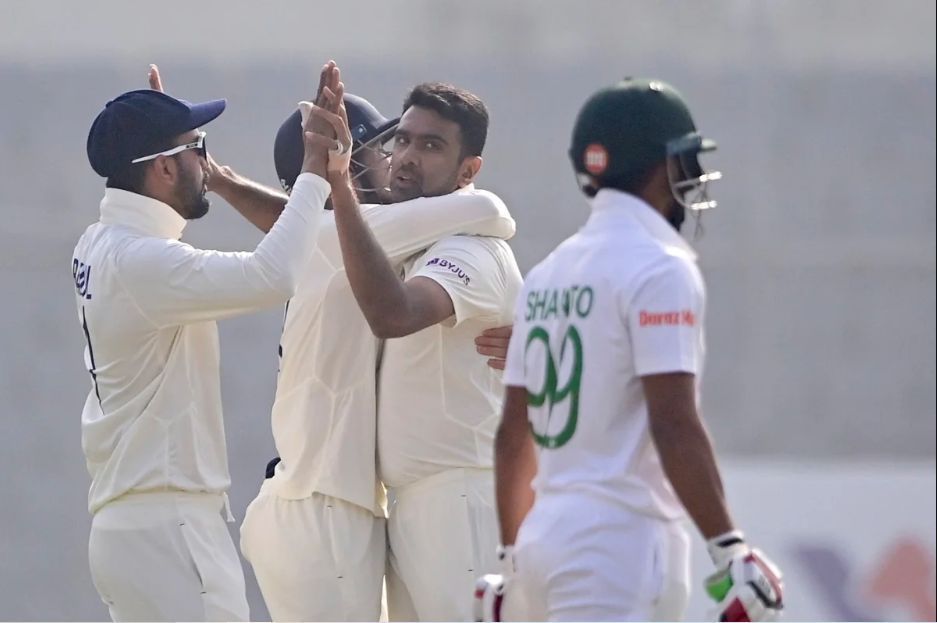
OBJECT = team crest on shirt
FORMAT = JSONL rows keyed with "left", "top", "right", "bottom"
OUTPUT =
{"left": 426, "top": 257, "right": 470, "bottom": 286}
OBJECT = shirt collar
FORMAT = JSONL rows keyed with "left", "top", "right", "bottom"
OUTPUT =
{"left": 589, "top": 188, "right": 697, "bottom": 261}
{"left": 99, "top": 188, "right": 187, "bottom": 240}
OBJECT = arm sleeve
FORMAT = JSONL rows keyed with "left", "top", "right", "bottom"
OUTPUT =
{"left": 363, "top": 188, "right": 515, "bottom": 264}
{"left": 114, "top": 173, "right": 330, "bottom": 328}
{"left": 623, "top": 257, "right": 706, "bottom": 376}
{"left": 410, "top": 236, "right": 509, "bottom": 327}
{"left": 502, "top": 288, "right": 530, "bottom": 388}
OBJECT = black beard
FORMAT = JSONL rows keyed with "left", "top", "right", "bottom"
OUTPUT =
{"left": 354, "top": 171, "right": 392, "bottom": 205}
{"left": 667, "top": 200, "right": 686, "bottom": 232}
{"left": 187, "top": 192, "right": 210, "bottom": 220}
{"left": 177, "top": 165, "right": 210, "bottom": 220}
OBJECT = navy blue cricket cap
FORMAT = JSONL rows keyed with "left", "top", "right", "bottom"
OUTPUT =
{"left": 87, "top": 89, "right": 226, "bottom": 177}
{"left": 274, "top": 93, "right": 398, "bottom": 191}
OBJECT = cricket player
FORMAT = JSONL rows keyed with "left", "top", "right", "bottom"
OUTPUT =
{"left": 73, "top": 65, "right": 341, "bottom": 622}
{"left": 143, "top": 63, "right": 515, "bottom": 619}
{"left": 320, "top": 82, "right": 523, "bottom": 621}
{"left": 478, "top": 78, "right": 785, "bottom": 622}
{"left": 241, "top": 100, "right": 514, "bottom": 623}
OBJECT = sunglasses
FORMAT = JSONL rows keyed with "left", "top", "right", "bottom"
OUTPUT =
{"left": 131, "top": 131, "right": 207, "bottom": 164}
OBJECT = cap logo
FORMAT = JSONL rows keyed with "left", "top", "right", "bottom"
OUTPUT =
{"left": 583, "top": 143, "right": 608, "bottom": 175}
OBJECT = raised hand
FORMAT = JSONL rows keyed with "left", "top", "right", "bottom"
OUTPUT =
{"left": 315, "top": 88, "right": 353, "bottom": 174}
{"left": 300, "top": 62, "right": 341, "bottom": 178}
{"left": 302, "top": 77, "right": 353, "bottom": 177}
{"left": 300, "top": 61, "right": 341, "bottom": 136}
{"left": 148, "top": 64, "right": 164, "bottom": 92}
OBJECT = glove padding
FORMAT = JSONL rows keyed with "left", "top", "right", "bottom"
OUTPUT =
{"left": 705, "top": 535, "right": 784, "bottom": 622}
{"left": 474, "top": 574, "right": 506, "bottom": 622}
{"left": 473, "top": 545, "right": 515, "bottom": 622}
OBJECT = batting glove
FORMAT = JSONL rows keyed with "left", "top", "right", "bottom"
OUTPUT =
{"left": 473, "top": 545, "right": 515, "bottom": 622}
{"left": 705, "top": 530, "right": 784, "bottom": 622}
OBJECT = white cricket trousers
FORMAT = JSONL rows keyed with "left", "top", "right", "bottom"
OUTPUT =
{"left": 386, "top": 467, "right": 500, "bottom": 622}
{"left": 239, "top": 479, "right": 385, "bottom": 621}
{"left": 505, "top": 492, "right": 691, "bottom": 622}
{"left": 88, "top": 491, "right": 249, "bottom": 622}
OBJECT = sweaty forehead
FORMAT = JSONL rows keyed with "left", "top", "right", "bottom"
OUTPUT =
{"left": 398, "top": 106, "right": 461, "bottom": 145}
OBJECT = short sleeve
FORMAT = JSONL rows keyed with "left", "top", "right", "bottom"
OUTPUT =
{"left": 624, "top": 257, "right": 705, "bottom": 376}
{"left": 410, "top": 236, "right": 509, "bottom": 326}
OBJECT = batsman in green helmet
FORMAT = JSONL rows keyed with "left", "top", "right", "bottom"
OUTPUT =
{"left": 476, "top": 78, "right": 785, "bottom": 622}
{"left": 569, "top": 77, "right": 722, "bottom": 231}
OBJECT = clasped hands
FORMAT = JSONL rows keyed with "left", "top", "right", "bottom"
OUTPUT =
{"left": 299, "top": 60, "right": 354, "bottom": 177}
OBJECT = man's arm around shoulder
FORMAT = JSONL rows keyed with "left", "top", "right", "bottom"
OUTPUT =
{"left": 330, "top": 171, "right": 455, "bottom": 338}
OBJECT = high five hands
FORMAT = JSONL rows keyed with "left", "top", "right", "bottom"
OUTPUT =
{"left": 300, "top": 61, "right": 353, "bottom": 177}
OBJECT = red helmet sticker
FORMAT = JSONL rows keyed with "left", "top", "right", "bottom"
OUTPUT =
{"left": 583, "top": 143, "right": 608, "bottom": 175}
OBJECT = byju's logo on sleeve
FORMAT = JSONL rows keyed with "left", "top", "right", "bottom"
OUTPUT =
{"left": 426, "top": 257, "right": 470, "bottom": 285}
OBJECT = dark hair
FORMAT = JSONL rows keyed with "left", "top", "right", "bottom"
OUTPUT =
{"left": 106, "top": 162, "right": 152, "bottom": 194}
{"left": 597, "top": 164, "right": 659, "bottom": 197}
{"left": 105, "top": 136, "right": 176, "bottom": 194}
{"left": 578, "top": 164, "right": 659, "bottom": 199}
{"left": 402, "top": 83, "right": 488, "bottom": 158}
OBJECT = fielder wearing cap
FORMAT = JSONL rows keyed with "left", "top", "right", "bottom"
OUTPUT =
{"left": 480, "top": 78, "right": 784, "bottom": 622}
{"left": 74, "top": 86, "right": 332, "bottom": 621}
{"left": 228, "top": 89, "right": 517, "bottom": 622}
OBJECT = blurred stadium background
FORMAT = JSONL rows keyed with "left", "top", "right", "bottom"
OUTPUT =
{"left": 0, "top": 1, "right": 933, "bottom": 620}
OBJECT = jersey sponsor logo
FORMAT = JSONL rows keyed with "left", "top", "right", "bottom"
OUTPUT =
{"left": 72, "top": 258, "right": 92, "bottom": 300}
{"left": 426, "top": 257, "right": 470, "bottom": 285}
{"left": 526, "top": 285, "right": 594, "bottom": 322}
{"left": 638, "top": 309, "right": 696, "bottom": 327}
{"left": 583, "top": 143, "right": 608, "bottom": 175}
{"left": 525, "top": 324, "right": 583, "bottom": 449}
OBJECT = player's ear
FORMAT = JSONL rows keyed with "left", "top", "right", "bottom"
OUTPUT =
{"left": 152, "top": 155, "right": 179, "bottom": 185}
{"left": 457, "top": 155, "right": 482, "bottom": 188}
{"left": 140, "top": 157, "right": 173, "bottom": 193}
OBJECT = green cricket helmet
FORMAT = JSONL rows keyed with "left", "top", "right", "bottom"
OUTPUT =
{"left": 569, "top": 78, "right": 721, "bottom": 211}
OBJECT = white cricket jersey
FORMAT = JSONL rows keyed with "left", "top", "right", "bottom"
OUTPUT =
{"left": 378, "top": 235, "right": 523, "bottom": 488}
{"left": 503, "top": 189, "right": 706, "bottom": 520}
{"left": 73, "top": 173, "right": 329, "bottom": 514}
{"left": 268, "top": 187, "right": 516, "bottom": 515}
